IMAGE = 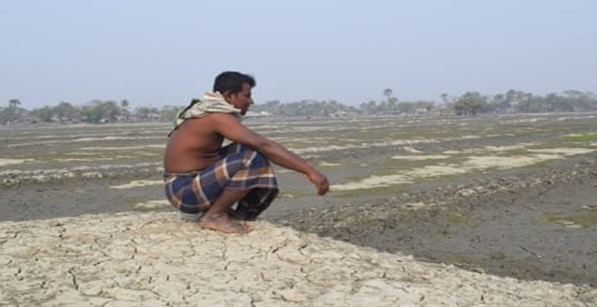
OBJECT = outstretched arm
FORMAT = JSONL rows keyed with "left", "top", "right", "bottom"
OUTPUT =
{"left": 209, "top": 114, "right": 329, "bottom": 195}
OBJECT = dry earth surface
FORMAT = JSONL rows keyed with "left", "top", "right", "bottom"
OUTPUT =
{"left": 1, "top": 113, "right": 597, "bottom": 306}
{"left": 2, "top": 212, "right": 596, "bottom": 306}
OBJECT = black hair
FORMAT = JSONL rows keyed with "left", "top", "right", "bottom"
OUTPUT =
{"left": 213, "top": 71, "right": 256, "bottom": 94}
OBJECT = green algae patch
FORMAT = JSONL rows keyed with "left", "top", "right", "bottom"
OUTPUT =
{"left": 447, "top": 212, "right": 469, "bottom": 224}
{"left": 278, "top": 190, "right": 311, "bottom": 199}
{"left": 334, "top": 184, "right": 409, "bottom": 199}
{"left": 544, "top": 207, "right": 597, "bottom": 228}
{"left": 562, "top": 133, "right": 597, "bottom": 142}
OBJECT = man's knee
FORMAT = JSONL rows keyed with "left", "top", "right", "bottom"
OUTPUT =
{"left": 240, "top": 147, "right": 270, "bottom": 168}
{"left": 251, "top": 151, "right": 269, "bottom": 166}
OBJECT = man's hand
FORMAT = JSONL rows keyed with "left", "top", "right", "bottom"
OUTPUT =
{"left": 306, "top": 170, "right": 329, "bottom": 195}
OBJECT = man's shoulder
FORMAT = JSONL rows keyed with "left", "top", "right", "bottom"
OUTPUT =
{"left": 205, "top": 113, "right": 246, "bottom": 126}
{"left": 183, "top": 113, "right": 238, "bottom": 125}
{"left": 186, "top": 113, "right": 248, "bottom": 134}
{"left": 206, "top": 112, "right": 241, "bottom": 120}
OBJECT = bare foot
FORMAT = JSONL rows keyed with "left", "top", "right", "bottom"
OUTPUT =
{"left": 199, "top": 214, "right": 252, "bottom": 234}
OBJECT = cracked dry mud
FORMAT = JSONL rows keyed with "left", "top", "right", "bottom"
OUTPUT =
{"left": 1, "top": 212, "right": 596, "bottom": 306}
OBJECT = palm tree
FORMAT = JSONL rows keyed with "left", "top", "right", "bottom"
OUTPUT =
{"left": 8, "top": 99, "right": 21, "bottom": 108}
{"left": 440, "top": 93, "right": 449, "bottom": 105}
{"left": 383, "top": 88, "right": 393, "bottom": 100}
{"left": 121, "top": 99, "right": 130, "bottom": 122}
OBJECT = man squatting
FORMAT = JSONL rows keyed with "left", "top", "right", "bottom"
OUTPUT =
{"left": 163, "top": 71, "right": 329, "bottom": 234}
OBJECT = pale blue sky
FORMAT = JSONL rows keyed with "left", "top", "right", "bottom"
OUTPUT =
{"left": 1, "top": 0, "right": 596, "bottom": 108}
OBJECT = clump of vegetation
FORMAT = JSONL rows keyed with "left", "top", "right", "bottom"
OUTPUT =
{"left": 544, "top": 208, "right": 597, "bottom": 228}
{"left": 562, "top": 133, "right": 597, "bottom": 143}
{"left": 447, "top": 212, "right": 469, "bottom": 224}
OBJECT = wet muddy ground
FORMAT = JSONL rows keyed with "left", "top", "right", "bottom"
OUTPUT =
{"left": 273, "top": 156, "right": 597, "bottom": 286}
{"left": 1, "top": 113, "right": 596, "bottom": 287}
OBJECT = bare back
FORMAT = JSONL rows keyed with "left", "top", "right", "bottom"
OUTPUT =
{"left": 163, "top": 116, "right": 224, "bottom": 173}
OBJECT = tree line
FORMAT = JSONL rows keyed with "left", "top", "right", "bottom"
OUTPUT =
{"left": 0, "top": 99, "right": 180, "bottom": 125}
{"left": 2, "top": 89, "right": 597, "bottom": 125}
{"left": 243, "top": 89, "right": 597, "bottom": 117}
{"left": 448, "top": 89, "right": 597, "bottom": 115}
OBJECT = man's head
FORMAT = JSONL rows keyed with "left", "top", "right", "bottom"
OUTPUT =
{"left": 213, "top": 71, "right": 255, "bottom": 115}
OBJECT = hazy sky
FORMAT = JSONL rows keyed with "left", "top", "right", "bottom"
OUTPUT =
{"left": 2, "top": 0, "right": 596, "bottom": 109}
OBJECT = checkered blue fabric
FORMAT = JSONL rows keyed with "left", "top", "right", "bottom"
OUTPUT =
{"left": 164, "top": 143, "right": 279, "bottom": 220}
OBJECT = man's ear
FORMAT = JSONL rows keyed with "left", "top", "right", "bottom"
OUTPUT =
{"left": 222, "top": 90, "right": 234, "bottom": 101}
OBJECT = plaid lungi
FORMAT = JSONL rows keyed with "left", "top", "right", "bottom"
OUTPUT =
{"left": 164, "top": 143, "right": 279, "bottom": 220}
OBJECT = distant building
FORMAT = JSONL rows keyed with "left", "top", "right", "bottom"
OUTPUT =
{"left": 245, "top": 111, "right": 273, "bottom": 117}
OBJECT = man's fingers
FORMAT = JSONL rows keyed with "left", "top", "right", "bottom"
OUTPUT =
{"left": 308, "top": 173, "right": 329, "bottom": 195}
{"left": 317, "top": 180, "right": 329, "bottom": 195}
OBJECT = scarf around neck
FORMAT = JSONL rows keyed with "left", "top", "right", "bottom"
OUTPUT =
{"left": 168, "top": 92, "right": 241, "bottom": 136}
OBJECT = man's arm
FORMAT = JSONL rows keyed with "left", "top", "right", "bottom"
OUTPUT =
{"left": 208, "top": 113, "right": 329, "bottom": 195}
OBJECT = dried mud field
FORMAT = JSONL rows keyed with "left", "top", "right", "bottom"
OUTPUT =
{"left": 1, "top": 113, "right": 597, "bottom": 305}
